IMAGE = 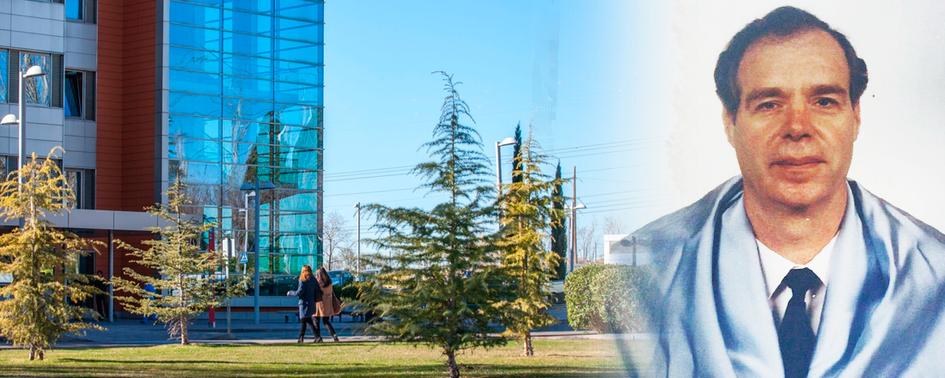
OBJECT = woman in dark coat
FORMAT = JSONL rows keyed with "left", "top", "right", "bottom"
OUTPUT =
{"left": 288, "top": 265, "right": 322, "bottom": 343}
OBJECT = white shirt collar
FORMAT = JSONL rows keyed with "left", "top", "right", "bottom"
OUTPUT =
{"left": 757, "top": 235, "right": 835, "bottom": 298}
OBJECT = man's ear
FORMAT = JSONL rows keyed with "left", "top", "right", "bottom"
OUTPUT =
{"left": 723, "top": 108, "right": 736, "bottom": 147}
{"left": 852, "top": 102, "right": 861, "bottom": 141}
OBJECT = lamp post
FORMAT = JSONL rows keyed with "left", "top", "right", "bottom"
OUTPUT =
{"left": 354, "top": 202, "right": 361, "bottom": 275}
{"left": 2, "top": 65, "right": 46, "bottom": 188}
{"left": 494, "top": 137, "right": 516, "bottom": 196}
{"left": 240, "top": 180, "right": 275, "bottom": 324}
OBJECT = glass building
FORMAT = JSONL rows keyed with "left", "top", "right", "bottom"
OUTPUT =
{"left": 163, "top": 0, "right": 324, "bottom": 295}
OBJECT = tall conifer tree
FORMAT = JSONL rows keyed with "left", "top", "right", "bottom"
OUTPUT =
{"left": 112, "top": 176, "right": 248, "bottom": 345}
{"left": 361, "top": 72, "right": 508, "bottom": 378}
{"left": 497, "top": 131, "right": 565, "bottom": 356}
{"left": 550, "top": 162, "right": 568, "bottom": 279}
{"left": 0, "top": 149, "right": 103, "bottom": 360}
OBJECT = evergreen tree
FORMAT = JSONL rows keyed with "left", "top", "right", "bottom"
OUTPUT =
{"left": 112, "top": 176, "right": 248, "bottom": 345}
{"left": 550, "top": 161, "right": 568, "bottom": 279}
{"left": 511, "top": 123, "right": 523, "bottom": 184}
{"left": 497, "top": 130, "right": 565, "bottom": 356}
{"left": 0, "top": 149, "right": 104, "bottom": 360}
{"left": 361, "top": 72, "right": 508, "bottom": 378}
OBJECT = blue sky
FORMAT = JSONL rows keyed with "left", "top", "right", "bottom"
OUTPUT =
{"left": 322, "top": 1, "right": 675, "bottom": 252}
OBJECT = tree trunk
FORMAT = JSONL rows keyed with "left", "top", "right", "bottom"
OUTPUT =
{"left": 523, "top": 332, "right": 534, "bottom": 356}
{"left": 180, "top": 315, "right": 189, "bottom": 345}
{"left": 446, "top": 349, "right": 460, "bottom": 378}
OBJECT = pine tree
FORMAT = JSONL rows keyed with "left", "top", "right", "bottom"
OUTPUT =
{"left": 112, "top": 176, "right": 248, "bottom": 345}
{"left": 360, "top": 72, "right": 508, "bottom": 378}
{"left": 0, "top": 149, "right": 104, "bottom": 360}
{"left": 497, "top": 130, "right": 565, "bottom": 356}
{"left": 511, "top": 123, "right": 523, "bottom": 184}
{"left": 550, "top": 161, "right": 568, "bottom": 280}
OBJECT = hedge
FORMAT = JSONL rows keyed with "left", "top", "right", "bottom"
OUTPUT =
{"left": 564, "top": 264, "right": 652, "bottom": 333}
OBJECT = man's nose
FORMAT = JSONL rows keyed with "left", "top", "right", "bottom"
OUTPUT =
{"left": 783, "top": 103, "right": 812, "bottom": 141}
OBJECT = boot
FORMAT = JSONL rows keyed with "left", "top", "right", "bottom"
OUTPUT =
{"left": 332, "top": 334, "right": 339, "bottom": 342}
{"left": 297, "top": 335, "right": 304, "bottom": 343}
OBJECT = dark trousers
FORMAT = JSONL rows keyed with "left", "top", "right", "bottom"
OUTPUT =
{"left": 314, "top": 316, "right": 336, "bottom": 337}
{"left": 298, "top": 317, "right": 317, "bottom": 339}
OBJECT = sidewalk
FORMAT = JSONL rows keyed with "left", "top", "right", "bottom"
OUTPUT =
{"left": 4, "top": 303, "right": 628, "bottom": 348}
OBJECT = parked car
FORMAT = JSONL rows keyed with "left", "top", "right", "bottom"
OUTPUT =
{"left": 327, "top": 270, "right": 354, "bottom": 287}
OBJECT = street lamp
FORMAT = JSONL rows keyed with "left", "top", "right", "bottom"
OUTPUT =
{"left": 567, "top": 202, "right": 586, "bottom": 274}
{"left": 240, "top": 180, "right": 275, "bottom": 324}
{"left": 2, "top": 65, "right": 46, "bottom": 189}
{"left": 494, "top": 137, "right": 516, "bottom": 194}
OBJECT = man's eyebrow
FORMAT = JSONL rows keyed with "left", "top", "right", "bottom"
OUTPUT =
{"left": 809, "top": 84, "right": 848, "bottom": 97}
{"left": 743, "top": 87, "right": 787, "bottom": 105}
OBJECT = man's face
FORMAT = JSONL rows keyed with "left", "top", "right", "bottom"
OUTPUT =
{"left": 725, "top": 29, "right": 860, "bottom": 210}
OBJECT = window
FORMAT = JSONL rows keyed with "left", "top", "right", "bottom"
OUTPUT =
{"left": 66, "top": 0, "right": 96, "bottom": 23}
{"left": 0, "top": 50, "right": 7, "bottom": 103}
{"left": 65, "top": 70, "right": 95, "bottom": 120}
{"left": 12, "top": 51, "right": 63, "bottom": 108}
{"left": 65, "top": 169, "right": 94, "bottom": 209}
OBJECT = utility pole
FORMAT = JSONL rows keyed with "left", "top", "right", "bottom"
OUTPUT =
{"left": 355, "top": 202, "right": 361, "bottom": 275}
{"left": 570, "top": 166, "right": 577, "bottom": 273}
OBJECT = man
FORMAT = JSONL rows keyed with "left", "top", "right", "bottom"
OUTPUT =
{"left": 635, "top": 6, "right": 945, "bottom": 377}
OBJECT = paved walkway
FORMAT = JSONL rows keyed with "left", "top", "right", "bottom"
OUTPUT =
{"left": 2, "top": 303, "right": 633, "bottom": 348}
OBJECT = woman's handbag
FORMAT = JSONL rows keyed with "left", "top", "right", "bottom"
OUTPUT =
{"left": 331, "top": 294, "right": 342, "bottom": 316}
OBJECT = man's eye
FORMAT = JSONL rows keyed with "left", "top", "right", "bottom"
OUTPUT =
{"left": 815, "top": 97, "right": 839, "bottom": 107}
{"left": 756, "top": 102, "right": 779, "bottom": 111}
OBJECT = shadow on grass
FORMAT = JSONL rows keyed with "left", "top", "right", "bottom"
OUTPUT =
{"left": 0, "top": 363, "right": 631, "bottom": 377}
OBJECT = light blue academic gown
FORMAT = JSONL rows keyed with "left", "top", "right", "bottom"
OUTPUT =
{"left": 633, "top": 177, "right": 945, "bottom": 377}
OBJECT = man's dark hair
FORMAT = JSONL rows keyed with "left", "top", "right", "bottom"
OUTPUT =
{"left": 714, "top": 6, "right": 868, "bottom": 117}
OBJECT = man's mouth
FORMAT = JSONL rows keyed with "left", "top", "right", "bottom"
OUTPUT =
{"left": 771, "top": 156, "right": 825, "bottom": 167}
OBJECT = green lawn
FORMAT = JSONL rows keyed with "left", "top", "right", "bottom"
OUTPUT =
{"left": 0, "top": 339, "right": 648, "bottom": 377}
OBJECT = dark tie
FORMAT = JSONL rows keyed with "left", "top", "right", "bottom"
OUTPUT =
{"left": 778, "top": 268, "right": 820, "bottom": 378}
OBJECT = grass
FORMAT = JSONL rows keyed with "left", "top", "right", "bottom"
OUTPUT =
{"left": 0, "top": 339, "right": 649, "bottom": 377}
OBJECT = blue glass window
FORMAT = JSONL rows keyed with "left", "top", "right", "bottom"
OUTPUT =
{"left": 169, "top": 92, "right": 221, "bottom": 117}
{"left": 224, "top": 0, "right": 272, "bottom": 14}
{"left": 223, "top": 10, "right": 272, "bottom": 35}
{"left": 223, "top": 32, "right": 272, "bottom": 57}
{"left": 275, "top": 39, "right": 320, "bottom": 63}
{"left": 19, "top": 52, "right": 50, "bottom": 106}
{"left": 64, "top": 70, "right": 82, "bottom": 117}
{"left": 0, "top": 50, "right": 7, "bottom": 103}
{"left": 170, "top": 25, "right": 221, "bottom": 51}
{"left": 223, "top": 76, "right": 272, "bottom": 100}
{"left": 169, "top": 47, "right": 221, "bottom": 73}
{"left": 276, "top": 0, "right": 323, "bottom": 22}
{"left": 170, "top": 1, "right": 221, "bottom": 29}
{"left": 168, "top": 115, "right": 221, "bottom": 140}
{"left": 170, "top": 69, "right": 221, "bottom": 95}
{"left": 168, "top": 137, "right": 223, "bottom": 163}
{"left": 275, "top": 18, "right": 320, "bottom": 43}
{"left": 222, "top": 97, "right": 273, "bottom": 121}
{"left": 274, "top": 82, "right": 320, "bottom": 105}
{"left": 275, "top": 104, "right": 319, "bottom": 127}
{"left": 221, "top": 119, "right": 260, "bottom": 142}
{"left": 223, "top": 54, "right": 271, "bottom": 77}
{"left": 66, "top": 0, "right": 82, "bottom": 20}
{"left": 275, "top": 60, "right": 321, "bottom": 85}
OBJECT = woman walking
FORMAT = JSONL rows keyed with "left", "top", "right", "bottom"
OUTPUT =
{"left": 288, "top": 265, "right": 322, "bottom": 343}
{"left": 313, "top": 267, "right": 340, "bottom": 342}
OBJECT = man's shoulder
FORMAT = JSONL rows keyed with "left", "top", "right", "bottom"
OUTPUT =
{"left": 853, "top": 181, "right": 945, "bottom": 252}
{"left": 630, "top": 177, "right": 742, "bottom": 245}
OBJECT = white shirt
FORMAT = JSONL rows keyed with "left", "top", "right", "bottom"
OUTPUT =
{"left": 757, "top": 235, "right": 835, "bottom": 334}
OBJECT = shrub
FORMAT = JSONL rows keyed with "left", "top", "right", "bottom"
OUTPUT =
{"left": 565, "top": 264, "right": 651, "bottom": 333}
{"left": 564, "top": 264, "right": 608, "bottom": 331}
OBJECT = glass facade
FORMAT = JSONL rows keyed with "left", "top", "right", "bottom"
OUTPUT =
{"left": 165, "top": 0, "right": 323, "bottom": 295}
